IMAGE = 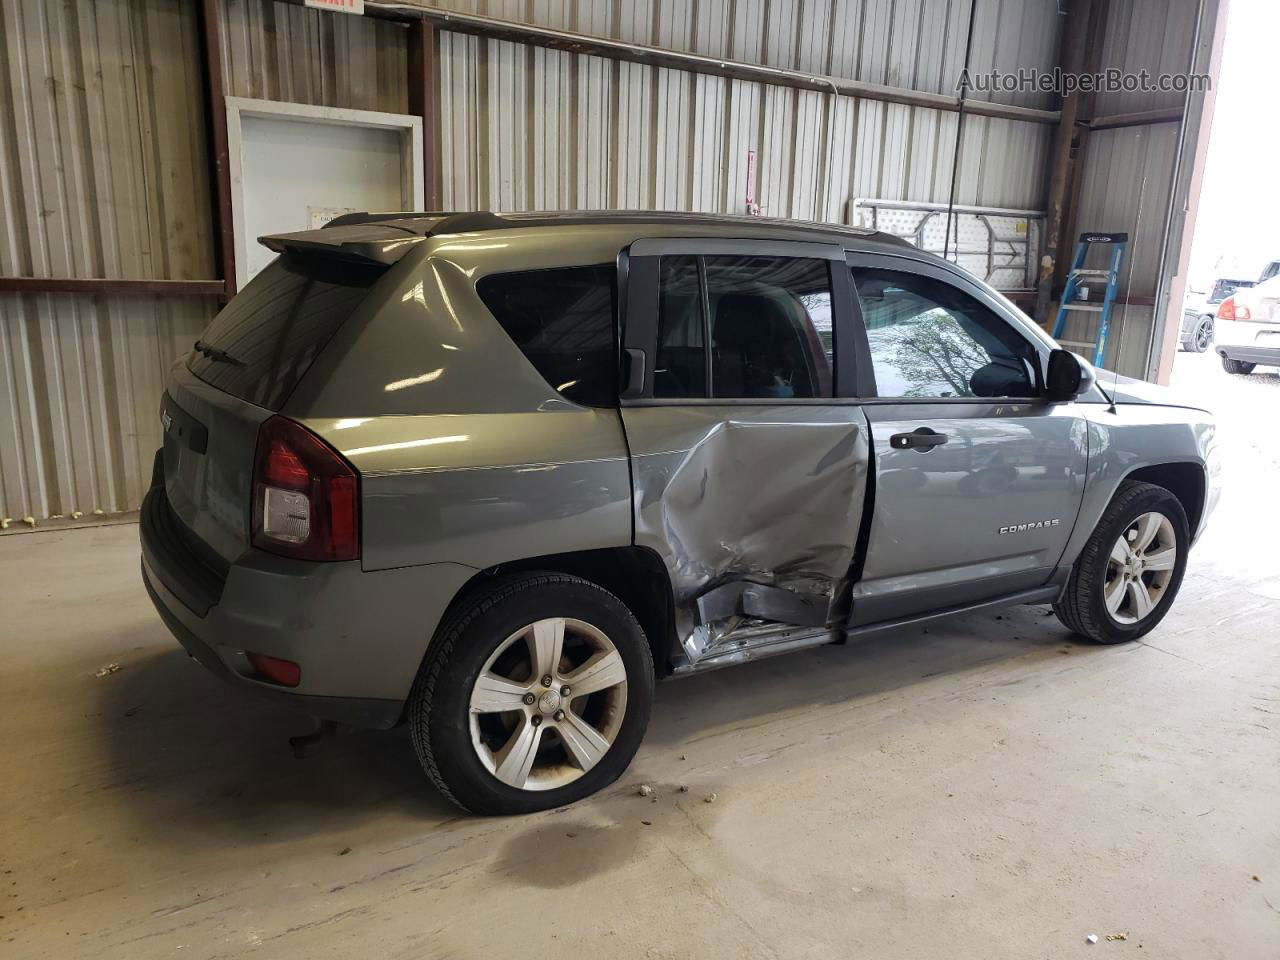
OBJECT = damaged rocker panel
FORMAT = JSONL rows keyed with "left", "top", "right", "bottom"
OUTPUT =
{"left": 695, "top": 580, "right": 830, "bottom": 628}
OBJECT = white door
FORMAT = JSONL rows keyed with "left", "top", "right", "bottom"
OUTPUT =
{"left": 227, "top": 98, "right": 424, "bottom": 289}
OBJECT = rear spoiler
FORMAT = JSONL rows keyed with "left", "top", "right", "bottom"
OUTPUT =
{"left": 257, "top": 212, "right": 511, "bottom": 267}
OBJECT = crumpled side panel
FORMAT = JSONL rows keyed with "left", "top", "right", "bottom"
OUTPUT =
{"left": 622, "top": 406, "right": 870, "bottom": 613}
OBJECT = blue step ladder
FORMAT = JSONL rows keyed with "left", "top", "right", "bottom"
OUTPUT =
{"left": 1051, "top": 232, "right": 1128, "bottom": 367}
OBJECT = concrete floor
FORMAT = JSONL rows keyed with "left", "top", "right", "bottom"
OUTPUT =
{"left": 3, "top": 349, "right": 1278, "bottom": 959}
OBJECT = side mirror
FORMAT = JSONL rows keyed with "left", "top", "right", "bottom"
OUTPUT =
{"left": 1045, "top": 349, "right": 1096, "bottom": 403}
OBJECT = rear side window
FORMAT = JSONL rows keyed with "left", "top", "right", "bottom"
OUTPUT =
{"left": 189, "top": 255, "right": 384, "bottom": 409}
{"left": 653, "top": 254, "right": 834, "bottom": 399}
{"left": 477, "top": 265, "right": 617, "bottom": 407}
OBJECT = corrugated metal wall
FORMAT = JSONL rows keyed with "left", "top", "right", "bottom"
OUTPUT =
{"left": 1056, "top": 123, "right": 1180, "bottom": 369}
{"left": 219, "top": 0, "right": 408, "bottom": 111}
{"left": 0, "top": 0, "right": 217, "bottom": 525}
{"left": 438, "top": 35, "right": 1055, "bottom": 218}
{"left": 426, "top": 0, "right": 1063, "bottom": 110}
{"left": 0, "top": 0, "right": 403, "bottom": 526}
{"left": 1095, "top": 0, "right": 1200, "bottom": 116}
{"left": 11, "top": 0, "right": 1203, "bottom": 526}
{"left": 436, "top": 0, "right": 1060, "bottom": 217}
{"left": 1056, "top": 0, "right": 1200, "bottom": 371}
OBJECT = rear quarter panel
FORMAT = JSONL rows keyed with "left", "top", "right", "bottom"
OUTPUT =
{"left": 292, "top": 241, "right": 635, "bottom": 574}
{"left": 308, "top": 410, "right": 632, "bottom": 572}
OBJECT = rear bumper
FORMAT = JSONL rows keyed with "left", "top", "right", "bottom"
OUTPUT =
{"left": 1217, "top": 344, "right": 1280, "bottom": 366}
{"left": 142, "top": 563, "right": 402, "bottom": 728}
{"left": 140, "top": 482, "right": 478, "bottom": 730}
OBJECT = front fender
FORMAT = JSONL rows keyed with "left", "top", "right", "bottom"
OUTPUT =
{"left": 1064, "top": 403, "right": 1217, "bottom": 563}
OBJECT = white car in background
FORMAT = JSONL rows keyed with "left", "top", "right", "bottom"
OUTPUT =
{"left": 1179, "top": 277, "right": 1254, "bottom": 353}
{"left": 1215, "top": 273, "right": 1280, "bottom": 374}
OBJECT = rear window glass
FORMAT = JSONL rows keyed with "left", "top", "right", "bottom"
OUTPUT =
{"left": 476, "top": 265, "right": 617, "bottom": 407}
{"left": 188, "top": 256, "right": 384, "bottom": 409}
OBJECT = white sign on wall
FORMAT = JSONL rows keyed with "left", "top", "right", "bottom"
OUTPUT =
{"left": 308, "top": 206, "right": 360, "bottom": 229}
{"left": 305, "top": 0, "right": 365, "bottom": 14}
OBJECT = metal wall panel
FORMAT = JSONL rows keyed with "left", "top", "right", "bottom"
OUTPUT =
{"left": 428, "top": 0, "right": 1063, "bottom": 106}
{"left": 1095, "top": 0, "right": 1201, "bottom": 116}
{"left": 1056, "top": 123, "right": 1180, "bottom": 372}
{"left": 1057, "top": 0, "right": 1203, "bottom": 376}
{"left": 0, "top": 0, "right": 218, "bottom": 526}
{"left": 0, "top": 294, "right": 213, "bottom": 524}
{"left": 0, "top": 0, "right": 213, "bottom": 282}
{"left": 0, "top": 0, "right": 407, "bottom": 525}
{"left": 437, "top": 34, "right": 1053, "bottom": 219}
{"left": 219, "top": 0, "right": 409, "bottom": 112}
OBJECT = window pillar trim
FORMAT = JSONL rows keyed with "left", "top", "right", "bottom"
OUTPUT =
{"left": 696, "top": 256, "right": 712, "bottom": 399}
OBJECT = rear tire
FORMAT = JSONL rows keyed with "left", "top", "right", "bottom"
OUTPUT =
{"left": 1054, "top": 481, "right": 1189, "bottom": 644}
{"left": 1221, "top": 356, "right": 1255, "bottom": 375}
{"left": 408, "top": 573, "right": 654, "bottom": 815}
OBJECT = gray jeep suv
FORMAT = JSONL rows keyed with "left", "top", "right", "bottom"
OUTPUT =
{"left": 141, "top": 211, "right": 1220, "bottom": 814}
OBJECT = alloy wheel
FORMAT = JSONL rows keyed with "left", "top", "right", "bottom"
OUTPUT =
{"left": 1104, "top": 511, "right": 1178, "bottom": 624}
{"left": 1195, "top": 319, "right": 1213, "bottom": 352}
{"left": 468, "top": 617, "right": 628, "bottom": 791}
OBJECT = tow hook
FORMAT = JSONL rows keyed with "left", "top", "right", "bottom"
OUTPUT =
{"left": 289, "top": 719, "right": 339, "bottom": 759}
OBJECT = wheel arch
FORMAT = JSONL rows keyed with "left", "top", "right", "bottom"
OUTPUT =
{"left": 1122, "top": 461, "right": 1207, "bottom": 537}
{"left": 434, "top": 546, "right": 679, "bottom": 680}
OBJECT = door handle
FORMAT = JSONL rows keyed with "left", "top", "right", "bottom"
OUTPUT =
{"left": 889, "top": 427, "right": 948, "bottom": 451}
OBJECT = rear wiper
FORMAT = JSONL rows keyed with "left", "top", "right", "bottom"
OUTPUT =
{"left": 193, "top": 340, "right": 245, "bottom": 366}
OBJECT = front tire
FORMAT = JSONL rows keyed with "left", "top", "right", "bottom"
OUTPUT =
{"left": 409, "top": 573, "right": 654, "bottom": 815}
{"left": 1054, "top": 481, "right": 1189, "bottom": 644}
{"left": 1221, "top": 356, "right": 1255, "bottom": 375}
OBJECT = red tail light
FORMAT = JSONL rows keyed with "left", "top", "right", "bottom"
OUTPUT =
{"left": 252, "top": 416, "right": 359, "bottom": 561}
{"left": 246, "top": 651, "right": 301, "bottom": 687}
{"left": 1216, "top": 297, "right": 1249, "bottom": 321}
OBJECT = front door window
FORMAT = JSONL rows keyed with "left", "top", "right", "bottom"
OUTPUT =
{"left": 851, "top": 267, "right": 1038, "bottom": 399}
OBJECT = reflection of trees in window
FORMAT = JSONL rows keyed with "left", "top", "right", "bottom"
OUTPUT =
{"left": 876, "top": 308, "right": 992, "bottom": 397}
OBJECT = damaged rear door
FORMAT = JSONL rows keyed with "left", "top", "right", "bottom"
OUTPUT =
{"left": 619, "top": 239, "right": 871, "bottom": 670}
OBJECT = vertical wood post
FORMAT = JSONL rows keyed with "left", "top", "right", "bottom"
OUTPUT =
{"left": 198, "top": 0, "right": 236, "bottom": 299}
{"left": 1035, "top": 0, "right": 1110, "bottom": 325}
{"left": 407, "top": 19, "right": 440, "bottom": 210}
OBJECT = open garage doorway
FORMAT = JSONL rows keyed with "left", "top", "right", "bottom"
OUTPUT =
{"left": 1173, "top": 0, "right": 1280, "bottom": 387}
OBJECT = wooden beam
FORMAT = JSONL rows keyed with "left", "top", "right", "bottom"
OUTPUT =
{"left": 1052, "top": 0, "right": 1114, "bottom": 303}
{"left": 406, "top": 19, "right": 440, "bottom": 209}
{"left": 0, "top": 278, "right": 225, "bottom": 296}
{"left": 198, "top": 0, "right": 237, "bottom": 300}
